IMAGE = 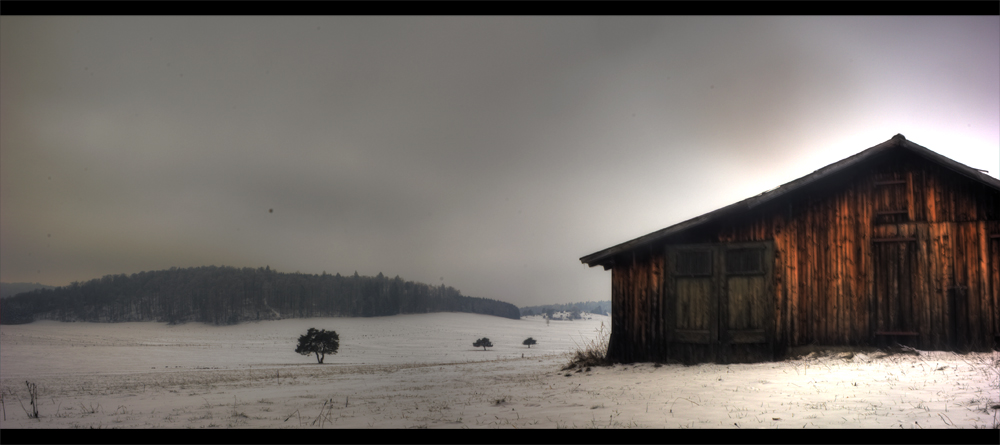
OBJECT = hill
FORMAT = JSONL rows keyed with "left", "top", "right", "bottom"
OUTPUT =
{"left": 0, "top": 266, "right": 520, "bottom": 324}
{"left": 0, "top": 282, "right": 57, "bottom": 299}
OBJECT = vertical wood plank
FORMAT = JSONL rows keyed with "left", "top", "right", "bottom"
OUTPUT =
{"left": 861, "top": 175, "right": 872, "bottom": 343}
{"left": 806, "top": 198, "right": 815, "bottom": 345}
{"left": 907, "top": 170, "right": 915, "bottom": 221}
{"left": 665, "top": 247, "right": 675, "bottom": 345}
{"left": 827, "top": 198, "right": 834, "bottom": 343}
{"left": 801, "top": 201, "right": 810, "bottom": 345}
{"left": 637, "top": 251, "right": 645, "bottom": 355}
{"left": 867, "top": 175, "right": 877, "bottom": 344}
{"left": 609, "top": 264, "right": 621, "bottom": 360}
{"left": 783, "top": 214, "right": 791, "bottom": 346}
{"left": 832, "top": 195, "right": 841, "bottom": 344}
{"left": 836, "top": 194, "right": 844, "bottom": 343}
{"left": 656, "top": 248, "right": 666, "bottom": 359}
{"left": 976, "top": 221, "right": 989, "bottom": 348}
{"left": 774, "top": 216, "right": 786, "bottom": 350}
{"left": 644, "top": 251, "right": 650, "bottom": 354}
{"left": 962, "top": 223, "right": 976, "bottom": 347}
{"left": 930, "top": 223, "right": 945, "bottom": 348}
{"left": 990, "top": 224, "right": 998, "bottom": 347}
{"left": 839, "top": 192, "right": 848, "bottom": 343}
{"left": 851, "top": 189, "right": 861, "bottom": 342}
{"left": 629, "top": 251, "right": 636, "bottom": 360}
{"left": 929, "top": 165, "right": 938, "bottom": 221}
{"left": 963, "top": 223, "right": 981, "bottom": 348}
{"left": 955, "top": 223, "right": 967, "bottom": 347}
{"left": 817, "top": 198, "right": 825, "bottom": 344}
{"left": 917, "top": 223, "right": 931, "bottom": 348}
{"left": 943, "top": 223, "right": 955, "bottom": 347}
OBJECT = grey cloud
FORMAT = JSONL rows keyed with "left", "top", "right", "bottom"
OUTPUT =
{"left": 2, "top": 16, "right": 997, "bottom": 307}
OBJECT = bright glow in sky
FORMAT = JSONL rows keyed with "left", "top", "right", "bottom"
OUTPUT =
{"left": 2, "top": 16, "right": 998, "bottom": 307}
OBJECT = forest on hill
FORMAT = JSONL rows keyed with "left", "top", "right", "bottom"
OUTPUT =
{"left": 0, "top": 266, "right": 520, "bottom": 325}
{"left": 0, "top": 282, "right": 56, "bottom": 299}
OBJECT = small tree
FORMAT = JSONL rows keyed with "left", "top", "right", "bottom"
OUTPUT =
{"left": 473, "top": 337, "right": 493, "bottom": 350}
{"left": 523, "top": 337, "right": 537, "bottom": 348}
{"left": 295, "top": 328, "right": 339, "bottom": 363}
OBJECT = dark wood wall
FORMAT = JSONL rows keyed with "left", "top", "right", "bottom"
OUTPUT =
{"left": 607, "top": 153, "right": 1000, "bottom": 363}
{"left": 608, "top": 247, "right": 666, "bottom": 363}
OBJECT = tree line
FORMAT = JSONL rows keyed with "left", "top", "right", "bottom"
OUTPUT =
{"left": 0, "top": 282, "right": 56, "bottom": 299}
{"left": 0, "top": 266, "right": 520, "bottom": 325}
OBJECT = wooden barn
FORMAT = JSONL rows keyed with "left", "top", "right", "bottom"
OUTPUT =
{"left": 580, "top": 135, "right": 1000, "bottom": 364}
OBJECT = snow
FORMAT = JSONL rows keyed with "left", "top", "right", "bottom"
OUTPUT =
{"left": 1, "top": 313, "right": 997, "bottom": 430}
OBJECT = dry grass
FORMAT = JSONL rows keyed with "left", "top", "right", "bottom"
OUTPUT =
{"left": 967, "top": 351, "right": 1000, "bottom": 429}
{"left": 563, "top": 322, "right": 611, "bottom": 370}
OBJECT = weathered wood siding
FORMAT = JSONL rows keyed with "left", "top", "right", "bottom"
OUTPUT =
{"left": 607, "top": 152, "right": 1000, "bottom": 363}
{"left": 608, "top": 247, "right": 666, "bottom": 363}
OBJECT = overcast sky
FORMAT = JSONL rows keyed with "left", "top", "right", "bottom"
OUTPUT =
{"left": 1, "top": 16, "right": 998, "bottom": 307}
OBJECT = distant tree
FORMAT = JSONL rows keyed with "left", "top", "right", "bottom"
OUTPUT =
{"left": 570, "top": 308, "right": 581, "bottom": 320}
{"left": 473, "top": 337, "right": 493, "bottom": 350}
{"left": 544, "top": 308, "right": 555, "bottom": 319}
{"left": 523, "top": 337, "right": 537, "bottom": 348}
{"left": 295, "top": 328, "right": 340, "bottom": 363}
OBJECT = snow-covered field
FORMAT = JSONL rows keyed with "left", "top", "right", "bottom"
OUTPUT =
{"left": 0, "top": 313, "right": 997, "bottom": 431}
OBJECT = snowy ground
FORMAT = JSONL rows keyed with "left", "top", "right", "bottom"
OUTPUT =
{"left": 0, "top": 313, "right": 997, "bottom": 431}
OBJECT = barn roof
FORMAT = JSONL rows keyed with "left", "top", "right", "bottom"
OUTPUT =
{"left": 580, "top": 134, "right": 1000, "bottom": 268}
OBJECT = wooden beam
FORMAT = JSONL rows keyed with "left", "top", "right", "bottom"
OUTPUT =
{"left": 872, "top": 237, "right": 917, "bottom": 243}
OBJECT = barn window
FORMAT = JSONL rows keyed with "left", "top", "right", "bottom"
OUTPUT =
{"left": 874, "top": 176, "right": 909, "bottom": 223}
{"left": 726, "top": 248, "right": 764, "bottom": 275}
{"left": 675, "top": 250, "right": 712, "bottom": 276}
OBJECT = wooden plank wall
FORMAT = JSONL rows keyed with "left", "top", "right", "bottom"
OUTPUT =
{"left": 607, "top": 247, "right": 667, "bottom": 363}
{"left": 989, "top": 221, "right": 1000, "bottom": 341}
{"left": 607, "top": 153, "right": 999, "bottom": 363}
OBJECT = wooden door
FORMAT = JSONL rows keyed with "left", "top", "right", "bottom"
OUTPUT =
{"left": 669, "top": 246, "right": 717, "bottom": 345}
{"left": 722, "top": 245, "right": 772, "bottom": 345}
{"left": 872, "top": 240, "right": 919, "bottom": 346}
{"left": 668, "top": 242, "right": 774, "bottom": 362}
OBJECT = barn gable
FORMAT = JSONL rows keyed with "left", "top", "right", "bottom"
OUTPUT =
{"left": 581, "top": 135, "right": 1000, "bottom": 364}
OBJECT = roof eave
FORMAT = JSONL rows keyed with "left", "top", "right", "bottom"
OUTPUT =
{"left": 898, "top": 138, "right": 1000, "bottom": 192}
